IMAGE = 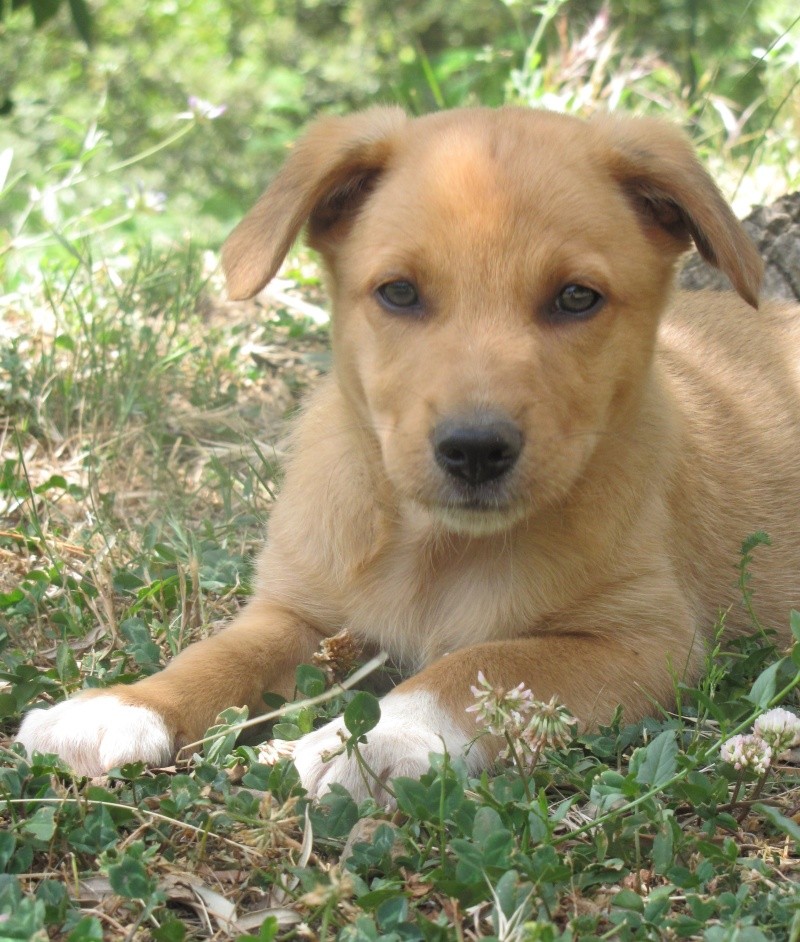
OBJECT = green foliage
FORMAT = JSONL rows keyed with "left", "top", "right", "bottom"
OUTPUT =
{"left": 3, "top": 305, "right": 800, "bottom": 930}
{"left": 343, "top": 691, "right": 381, "bottom": 740}
{"left": 1, "top": 0, "right": 798, "bottom": 280}
{"left": 0, "top": 0, "right": 92, "bottom": 45}
{"left": 2, "top": 243, "right": 799, "bottom": 940}
{"left": 236, "top": 916, "right": 279, "bottom": 942}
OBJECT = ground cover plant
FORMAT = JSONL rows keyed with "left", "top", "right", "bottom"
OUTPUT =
{"left": 2, "top": 1, "right": 800, "bottom": 939}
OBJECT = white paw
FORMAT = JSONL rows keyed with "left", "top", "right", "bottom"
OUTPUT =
{"left": 16, "top": 693, "right": 173, "bottom": 777}
{"left": 292, "top": 690, "right": 484, "bottom": 803}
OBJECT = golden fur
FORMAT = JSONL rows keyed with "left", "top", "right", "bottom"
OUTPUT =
{"left": 18, "top": 107, "right": 800, "bottom": 788}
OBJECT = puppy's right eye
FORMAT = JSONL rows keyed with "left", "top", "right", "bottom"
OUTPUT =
{"left": 376, "top": 280, "right": 422, "bottom": 313}
{"left": 553, "top": 284, "right": 604, "bottom": 319}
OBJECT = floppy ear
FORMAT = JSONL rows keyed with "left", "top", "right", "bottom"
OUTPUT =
{"left": 222, "top": 107, "right": 408, "bottom": 300}
{"left": 591, "top": 114, "right": 763, "bottom": 308}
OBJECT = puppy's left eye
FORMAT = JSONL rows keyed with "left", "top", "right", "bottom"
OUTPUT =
{"left": 553, "top": 284, "right": 604, "bottom": 319}
{"left": 376, "top": 280, "right": 422, "bottom": 313}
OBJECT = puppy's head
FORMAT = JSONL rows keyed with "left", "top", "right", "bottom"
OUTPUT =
{"left": 223, "top": 108, "right": 762, "bottom": 536}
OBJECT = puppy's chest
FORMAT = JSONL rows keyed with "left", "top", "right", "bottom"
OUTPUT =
{"left": 343, "top": 539, "right": 538, "bottom": 666}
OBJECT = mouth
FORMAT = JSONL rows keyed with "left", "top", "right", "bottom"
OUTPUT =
{"left": 426, "top": 498, "right": 529, "bottom": 537}
{"left": 420, "top": 411, "right": 528, "bottom": 535}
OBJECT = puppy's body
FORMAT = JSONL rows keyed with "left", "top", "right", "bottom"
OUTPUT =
{"left": 269, "top": 291, "right": 799, "bottom": 691}
{"left": 18, "top": 108, "right": 800, "bottom": 796}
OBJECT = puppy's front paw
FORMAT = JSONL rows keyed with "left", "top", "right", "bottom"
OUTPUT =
{"left": 16, "top": 693, "right": 173, "bottom": 776}
{"left": 292, "top": 690, "right": 481, "bottom": 803}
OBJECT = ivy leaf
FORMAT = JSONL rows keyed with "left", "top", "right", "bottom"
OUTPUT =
{"left": 634, "top": 729, "right": 678, "bottom": 787}
{"left": 343, "top": 692, "right": 381, "bottom": 739}
{"left": 746, "top": 659, "right": 781, "bottom": 708}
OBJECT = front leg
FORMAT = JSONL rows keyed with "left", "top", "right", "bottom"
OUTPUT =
{"left": 295, "top": 624, "right": 702, "bottom": 802}
{"left": 17, "top": 601, "right": 324, "bottom": 776}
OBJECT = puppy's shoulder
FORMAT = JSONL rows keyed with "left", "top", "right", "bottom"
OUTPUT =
{"left": 258, "top": 377, "right": 392, "bottom": 603}
{"left": 662, "top": 288, "right": 800, "bottom": 361}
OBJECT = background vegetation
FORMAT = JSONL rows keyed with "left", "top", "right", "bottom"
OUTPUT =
{"left": 2, "top": 0, "right": 799, "bottom": 285}
{"left": 1, "top": 1, "right": 799, "bottom": 939}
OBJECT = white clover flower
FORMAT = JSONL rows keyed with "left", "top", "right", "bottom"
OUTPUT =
{"left": 466, "top": 670, "right": 535, "bottom": 736}
{"left": 720, "top": 733, "right": 772, "bottom": 774}
{"left": 753, "top": 707, "right": 800, "bottom": 760}
{"left": 501, "top": 682, "right": 536, "bottom": 725}
{"left": 519, "top": 695, "right": 577, "bottom": 752}
{"left": 466, "top": 673, "right": 576, "bottom": 766}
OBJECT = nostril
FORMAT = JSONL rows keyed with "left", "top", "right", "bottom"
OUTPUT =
{"left": 487, "top": 445, "right": 512, "bottom": 467}
{"left": 441, "top": 442, "right": 468, "bottom": 465}
{"left": 433, "top": 417, "right": 523, "bottom": 487}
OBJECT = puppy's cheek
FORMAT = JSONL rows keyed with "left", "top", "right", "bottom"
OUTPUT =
{"left": 378, "top": 436, "right": 436, "bottom": 500}
{"left": 16, "top": 694, "right": 173, "bottom": 776}
{"left": 367, "top": 404, "right": 442, "bottom": 497}
{"left": 292, "top": 690, "right": 482, "bottom": 804}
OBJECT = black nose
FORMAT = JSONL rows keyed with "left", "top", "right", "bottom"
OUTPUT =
{"left": 433, "top": 417, "right": 523, "bottom": 487}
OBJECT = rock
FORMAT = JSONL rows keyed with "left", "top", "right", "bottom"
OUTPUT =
{"left": 679, "top": 192, "right": 800, "bottom": 301}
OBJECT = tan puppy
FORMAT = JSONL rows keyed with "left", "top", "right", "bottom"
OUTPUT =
{"left": 18, "top": 108, "right": 800, "bottom": 799}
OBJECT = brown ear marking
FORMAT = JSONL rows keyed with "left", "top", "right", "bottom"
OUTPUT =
{"left": 307, "top": 170, "right": 382, "bottom": 238}
{"left": 590, "top": 114, "right": 764, "bottom": 309}
{"left": 221, "top": 107, "right": 408, "bottom": 301}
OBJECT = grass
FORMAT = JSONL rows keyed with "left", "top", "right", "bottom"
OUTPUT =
{"left": 1, "top": 231, "right": 799, "bottom": 941}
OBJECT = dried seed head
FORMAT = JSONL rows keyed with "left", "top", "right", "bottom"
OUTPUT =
{"left": 312, "top": 629, "right": 362, "bottom": 682}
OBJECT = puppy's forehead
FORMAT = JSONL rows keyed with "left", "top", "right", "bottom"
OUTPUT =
{"left": 357, "top": 109, "right": 622, "bottom": 266}
{"left": 404, "top": 127, "right": 508, "bottom": 199}
{"left": 375, "top": 109, "right": 612, "bottom": 234}
{"left": 401, "top": 110, "right": 591, "bottom": 189}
